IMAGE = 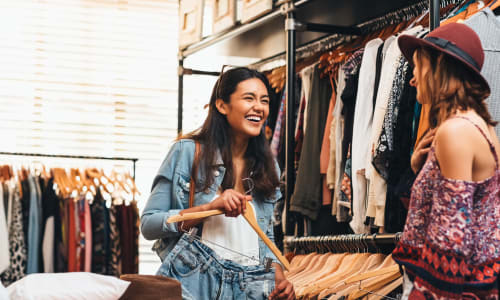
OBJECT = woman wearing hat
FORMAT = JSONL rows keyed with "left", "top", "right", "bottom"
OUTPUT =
{"left": 392, "top": 23, "right": 500, "bottom": 299}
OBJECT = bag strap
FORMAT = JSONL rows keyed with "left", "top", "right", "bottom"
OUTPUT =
{"left": 189, "top": 141, "right": 201, "bottom": 208}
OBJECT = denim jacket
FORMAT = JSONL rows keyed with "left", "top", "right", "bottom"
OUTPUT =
{"left": 141, "top": 139, "right": 282, "bottom": 265}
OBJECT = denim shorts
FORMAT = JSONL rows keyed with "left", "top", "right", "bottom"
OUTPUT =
{"left": 157, "top": 234, "right": 275, "bottom": 300}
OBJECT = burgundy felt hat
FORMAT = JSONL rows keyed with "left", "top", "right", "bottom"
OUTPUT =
{"left": 398, "top": 22, "right": 490, "bottom": 94}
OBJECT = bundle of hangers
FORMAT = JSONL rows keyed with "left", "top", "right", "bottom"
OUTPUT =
{"left": 284, "top": 234, "right": 403, "bottom": 300}
{"left": 264, "top": 0, "right": 476, "bottom": 92}
{"left": 0, "top": 164, "right": 139, "bottom": 202}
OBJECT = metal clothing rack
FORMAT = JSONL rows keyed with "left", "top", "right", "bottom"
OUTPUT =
{"left": 284, "top": 233, "right": 402, "bottom": 254}
{"left": 0, "top": 151, "right": 139, "bottom": 181}
{"left": 177, "top": 0, "right": 443, "bottom": 237}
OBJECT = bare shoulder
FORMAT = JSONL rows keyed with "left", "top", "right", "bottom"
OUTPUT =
{"left": 435, "top": 118, "right": 476, "bottom": 180}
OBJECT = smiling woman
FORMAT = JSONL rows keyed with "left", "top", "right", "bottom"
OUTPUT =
{"left": 140, "top": 67, "right": 296, "bottom": 300}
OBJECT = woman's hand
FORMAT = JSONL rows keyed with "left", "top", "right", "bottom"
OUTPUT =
{"left": 411, "top": 128, "right": 436, "bottom": 174}
{"left": 208, "top": 189, "right": 252, "bottom": 217}
{"left": 269, "top": 264, "right": 295, "bottom": 300}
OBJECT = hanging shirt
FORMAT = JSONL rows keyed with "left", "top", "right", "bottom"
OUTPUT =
{"left": 201, "top": 195, "right": 259, "bottom": 266}
{"left": 0, "top": 183, "right": 9, "bottom": 274}
{"left": 350, "top": 38, "right": 383, "bottom": 234}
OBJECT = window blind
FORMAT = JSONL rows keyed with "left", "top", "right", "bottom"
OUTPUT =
{"left": 0, "top": 0, "right": 181, "bottom": 274}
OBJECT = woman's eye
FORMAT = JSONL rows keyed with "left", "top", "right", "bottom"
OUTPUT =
{"left": 244, "top": 97, "right": 254, "bottom": 101}
{"left": 261, "top": 99, "right": 269, "bottom": 104}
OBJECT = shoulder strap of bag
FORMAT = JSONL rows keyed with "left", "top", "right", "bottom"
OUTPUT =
{"left": 189, "top": 141, "right": 201, "bottom": 208}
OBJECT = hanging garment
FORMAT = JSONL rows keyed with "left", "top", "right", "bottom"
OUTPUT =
{"left": 367, "top": 26, "right": 424, "bottom": 228}
{"left": 350, "top": 38, "right": 383, "bottom": 234}
{"left": 91, "top": 190, "right": 110, "bottom": 274}
{"left": 294, "top": 92, "right": 306, "bottom": 173}
{"left": 320, "top": 89, "right": 336, "bottom": 206}
{"left": 77, "top": 198, "right": 86, "bottom": 271}
{"left": 270, "top": 93, "right": 286, "bottom": 158}
{"left": 377, "top": 62, "right": 418, "bottom": 233}
{"left": 157, "top": 234, "right": 275, "bottom": 300}
{"left": 202, "top": 200, "right": 260, "bottom": 266}
{"left": 328, "top": 67, "right": 346, "bottom": 216}
{"left": 393, "top": 117, "right": 500, "bottom": 299}
{"left": 54, "top": 195, "right": 67, "bottom": 273}
{"left": 0, "top": 184, "right": 26, "bottom": 286}
{"left": 67, "top": 198, "right": 77, "bottom": 272}
{"left": 84, "top": 199, "right": 92, "bottom": 272}
{"left": 0, "top": 184, "right": 10, "bottom": 274}
{"left": 465, "top": 7, "right": 500, "bottom": 137}
{"left": 334, "top": 50, "right": 364, "bottom": 222}
{"left": 20, "top": 179, "right": 30, "bottom": 248}
{"left": 290, "top": 64, "right": 333, "bottom": 220}
{"left": 107, "top": 204, "right": 121, "bottom": 276}
{"left": 26, "top": 175, "right": 41, "bottom": 274}
{"left": 300, "top": 64, "right": 315, "bottom": 134}
{"left": 41, "top": 178, "right": 57, "bottom": 273}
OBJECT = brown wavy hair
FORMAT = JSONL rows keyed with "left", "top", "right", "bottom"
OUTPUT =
{"left": 413, "top": 47, "right": 496, "bottom": 128}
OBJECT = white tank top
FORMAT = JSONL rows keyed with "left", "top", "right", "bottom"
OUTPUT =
{"left": 201, "top": 195, "right": 260, "bottom": 266}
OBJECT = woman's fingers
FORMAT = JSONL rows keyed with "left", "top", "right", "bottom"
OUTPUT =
{"left": 232, "top": 194, "right": 242, "bottom": 215}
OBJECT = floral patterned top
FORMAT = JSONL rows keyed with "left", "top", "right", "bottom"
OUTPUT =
{"left": 393, "top": 117, "right": 500, "bottom": 299}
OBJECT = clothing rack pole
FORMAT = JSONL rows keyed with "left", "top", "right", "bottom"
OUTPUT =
{"left": 0, "top": 151, "right": 139, "bottom": 180}
{"left": 284, "top": 233, "right": 402, "bottom": 253}
{"left": 284, "top": 1, "right": 297, "bottom": 236}
{"left": 182, "top": 68, "right": 220, "bottom": 77}
{"left": 178, "top": 58, "right": 184, "bottom": 134}
{"left": 430, "top": 0, "right": 440, "bottom": 30}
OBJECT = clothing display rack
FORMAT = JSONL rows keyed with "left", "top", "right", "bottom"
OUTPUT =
{"left": 177, "top": 0, "right": 443, "bottom": 237}
{"left": 284, "top": 233, "right": 402, "bottom": 254}
{"left": 0, "top": 151, "right": 139, "bottom": 181}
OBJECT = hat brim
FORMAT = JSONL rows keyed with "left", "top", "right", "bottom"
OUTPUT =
{"left": 398, "top": 34, "right": 491, "bottom": 95}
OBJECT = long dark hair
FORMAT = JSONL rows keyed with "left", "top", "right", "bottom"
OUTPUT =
{"left": 181, "top": 67, "right": 280, "bottom": 198}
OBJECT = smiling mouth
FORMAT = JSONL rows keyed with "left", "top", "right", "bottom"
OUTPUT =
{"left": 245, "top": 115, "right": 262, "bottom": 123}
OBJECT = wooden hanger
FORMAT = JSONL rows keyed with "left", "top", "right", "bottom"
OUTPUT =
{"left": 347, "top": 270, "right": 401, "bottom": 300}
{"left": 168, "top": 204, "right": 290, "bottom": 270}
{"left": 318, "top": 253, "right": 385, "bottom": 299}
{"left": 344, "top": 265, "right": 399, "bottom": 284}
{"left": 284, "top": 252, "right": 318, "bottom": 277}
{"left": 367, "top": 276, "right": 403, "bottom": 300}
{"left": 299, "top": 253, "right": 371, "bottom": 298}
{"left": 287, "top": 253, "right": 323, "bottom": 282}
{"left": 293, "top": 253, "right": 347, "bottom": 296}
{"left": 328, "top": 254, "right": 396, "bottom": 299}
{"left": 291, "top": 252, "right": 334, "bottom": 286}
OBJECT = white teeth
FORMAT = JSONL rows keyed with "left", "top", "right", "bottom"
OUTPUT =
{"left": 246, "top": 116, "right": 261, "bottom": 122}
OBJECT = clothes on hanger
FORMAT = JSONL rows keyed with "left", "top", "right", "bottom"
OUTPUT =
{"left": 0, "top": 165, "right": 140, "bottom": 286}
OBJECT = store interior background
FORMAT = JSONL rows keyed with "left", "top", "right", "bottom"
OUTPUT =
{"left": 0, "top": 0, "right": 261, "bottom": 274}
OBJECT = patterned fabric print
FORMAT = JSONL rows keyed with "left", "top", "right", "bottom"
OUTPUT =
{"left": 393, "top": 144, "right": 500, "bottom": 299}
{"left": 0, "top": 185, "right": 27, "bottom": 286}
{"left": 342, "top": 49, "right": 364, "bottom": 75}
{"left": 372, "top": 58, "right": 408, "bottom": 181}
{"left": 107, "top": 204, "right": 121, "bottom": 276}
{"left": 270, "top": 92, "right": 286, "bottom": 158}
{"left": 339, "top": 147, "right": 353, "bottom": 211}
{"left": 90, "top": 190, "right": 109, "bottom": 274}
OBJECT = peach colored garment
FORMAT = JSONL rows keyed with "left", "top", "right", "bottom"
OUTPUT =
{"left": 320, "top": 90, "right": 336, "bottom": 205}
{"left": 84, "top": 199, "right": 92, "bottom": 272}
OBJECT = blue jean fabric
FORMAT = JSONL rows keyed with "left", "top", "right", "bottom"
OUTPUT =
{"left": 157, "top": 234, "right": 275, "bottom": 300}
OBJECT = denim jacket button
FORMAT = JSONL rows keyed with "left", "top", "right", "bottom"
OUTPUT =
{"left": 214, "top": 170, "right": 220, "bottom": 177}
{"left": 185, "top": 182, "right": 190, "bottom": 189}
